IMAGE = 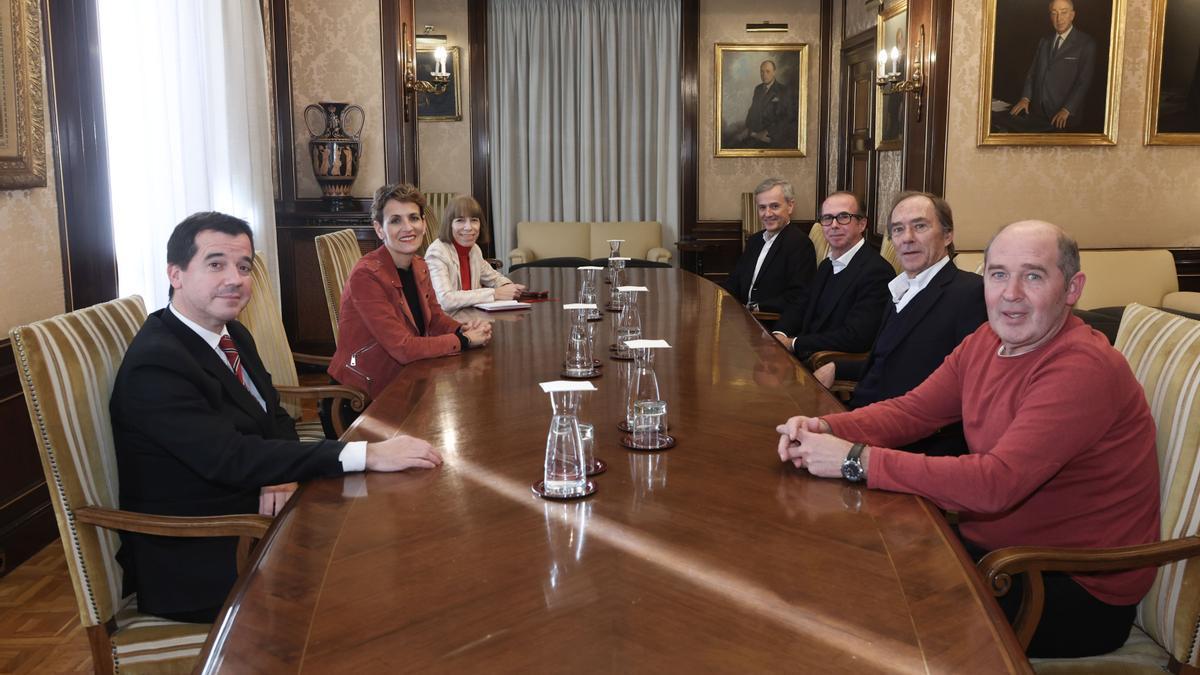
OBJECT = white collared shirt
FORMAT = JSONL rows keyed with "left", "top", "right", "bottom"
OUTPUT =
{"left": 168, "top": 303, "right": 367, "bottom": 472}
{"left": 829, "top": 237, "right": 866, "bottom": 275}
{"left": 888, "top": 254, "right": 951, "bottom": 313}
{"left": 1055, "top": 25, "right": 1073, "bottom": 45}
{"left": 749, "top": 226, "right": 783, "bottom": 305}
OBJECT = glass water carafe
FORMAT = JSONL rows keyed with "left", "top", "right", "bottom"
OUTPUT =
{"left": 613, "top": 290, "right": 641, "bottom": 358}
{"left": 577, "top": 267, "right": 602, "bottom": 320}
{"left": 625, "top": 347, "right": 659, "bottom": 431}
{"left": 564, "top": 307, "right": 595, "bottom": 377}
{"left": 606, "top": 259, "right": 626, "bottom": 308}
{"left": 543, "top": 391, "right": 588, "bottom": 498}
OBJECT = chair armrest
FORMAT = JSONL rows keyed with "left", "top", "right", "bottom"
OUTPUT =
{"left": 829, "top": 380, "right": 856, "bottom": 401}
{"left": 276, "top": 384, "right": 368, "bottom": 437}
{"left": 510, "top": 248, "right": 531, "bottom": 266}
{"left": 647, "top": 247, "right": 672, "bottom": 264}
{"left": 978, "top": 536, "right": 1200, "bottom": 648}
{"left": 751, "top": 310, "right": 781, "bottom": 322}
{"left": 292, "top": 352, "right": 331, "bottom": 367}
{"left": 1163, "top": 291, "right": 1200, "bottom": 315}
{"left": 74, "top": 505, "right": 272, "bottom": 539}
{"left": 807, "top": 350, "right": 869, "bottom": 372}
{"left": 485, "top": 257, "right": 503, "bottom": 271}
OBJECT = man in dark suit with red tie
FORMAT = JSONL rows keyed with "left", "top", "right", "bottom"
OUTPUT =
{"left": 771, "top": 191, "right": 894, "bottom": 361}
{"left": 110, "top": 212, "right": 442, "bottom": 623}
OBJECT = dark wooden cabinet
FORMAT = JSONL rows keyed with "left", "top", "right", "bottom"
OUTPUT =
{"left": 276, "top": 207, "right": 380, "bottom": 356}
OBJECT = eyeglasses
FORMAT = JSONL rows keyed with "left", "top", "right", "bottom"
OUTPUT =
{"left": 819, "top": 212, "right": 864, "bottom": 226}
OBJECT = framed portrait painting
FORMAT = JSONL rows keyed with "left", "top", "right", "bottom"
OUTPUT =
{"left": 416, "top": 47, "right": 462, "bottom": 121}
{"left": 715, "top": 43, "right": 808, "bottom": 157}
{"left": 1144, "top": 0, "right": 1200, "bottom": 145}
{"left": 875, "top": 1, "right": 908, "bottom": 151}
{"left": 978, "top": 0, "right": 1125, "bottom": 146}
{"left": 0, "top": 0, "right": 46, "bottom": 188}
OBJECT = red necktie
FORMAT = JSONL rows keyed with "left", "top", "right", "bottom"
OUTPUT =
{"left": 218, "top": 334, "right": 247, "bottom": 387}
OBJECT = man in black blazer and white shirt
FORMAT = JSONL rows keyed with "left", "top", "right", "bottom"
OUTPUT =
{"left": 771, "top": 191, "right": 893, "bottom": 361}
{"left": 723, "top": 177, "right": 816, "bottom": 314}
{"left": 110, "top": 212, "right": 442, "bottom": 622}
{"left": 815, "top": 192, "right": 987, "bottom": 456}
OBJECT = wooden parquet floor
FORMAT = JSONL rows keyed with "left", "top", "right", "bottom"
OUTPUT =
{"left": 0, "top": 543, "right": 92, "bottom": 673}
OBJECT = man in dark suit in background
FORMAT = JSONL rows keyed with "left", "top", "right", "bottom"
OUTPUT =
{"left": 110, "top": 212, "right": 442, "bottom": 623}
{"left": 723, "top": 177, "right": 816, "bottom": 314}
{"left": 771, "top": 191, "right": 893, "bottom": 361}
{"left": 734, "top": 59, "right": 797, "bottom": 149}
{"left": 996, "top": 0, "right": 1096, "bottom": 132}
{"left": 815, "top": 192, "right": 987, "bottom": 456}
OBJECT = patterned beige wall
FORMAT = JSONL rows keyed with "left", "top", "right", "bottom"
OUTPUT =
{"left": 699, "top": 0, "right": 823, "bottom": 221}
{"left": 288, "top": 0, "right": 386, "bottom": 199}
{"left": 0, "top": 49, "right": 62, "bottom": 333}
{"left": 944, "top": 0, "right": 1200, "bottom": 249}
{"left": 415, "top": 0, "right": 471, "bottom": 196}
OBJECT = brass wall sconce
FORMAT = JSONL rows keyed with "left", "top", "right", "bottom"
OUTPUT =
{"left": 406, "top": 25, "right": 450, "bottom": 97}
{"left": 875, "top": 23, "right": 925, "bottom": 122}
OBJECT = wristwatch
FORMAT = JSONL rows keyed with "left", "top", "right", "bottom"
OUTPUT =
{"left": 841, "top": 443, "right": 867, "bottom": 483}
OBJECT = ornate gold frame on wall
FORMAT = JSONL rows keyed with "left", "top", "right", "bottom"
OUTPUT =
{"left": 976, "top": 0, "right": 1125, "bottom": 147}
{"left": 714, "top": 43, "right": 808, "bottom": 157}
{"left": 874, "top": 0, "right": 908, "bottom": 152}
{"left": 1144, "top": 0, "right": 1200, "bottom": 145}
{"left": 0, "top": 0, "right": 46, "bottom": 189}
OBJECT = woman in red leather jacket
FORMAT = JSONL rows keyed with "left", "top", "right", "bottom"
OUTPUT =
{"left": 328, "top": 183, "right": 492, "bottom": 402}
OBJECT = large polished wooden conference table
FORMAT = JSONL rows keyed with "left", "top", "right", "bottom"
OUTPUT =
{"left": 198, "top": 268, "right": 1029, "bottom": 673}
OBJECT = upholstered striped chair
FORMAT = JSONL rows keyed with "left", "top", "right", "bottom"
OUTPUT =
{"left": 423, "top": 190, "right": 454, "bottom": 254}
{"left": 314, "top": 228, "right": 364, "bottom": 342}
{"left": 807, "top": 223, "right": 830, "bottom": 263}
{"left": 239, "top": 252, "right": 366, "bottom": 438}
{"left": 980, "top": 303, "right": 1200, "bottom": 673}
{"left": 880, "top": 235, "right": 901, "bottom": 274}
{"left": 10, "top": 296, "right": 272, "bottom": 674}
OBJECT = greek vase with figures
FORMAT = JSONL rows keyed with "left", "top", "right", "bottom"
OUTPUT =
{"left": 304, "top": 101, "right": 364, "bottom": 211}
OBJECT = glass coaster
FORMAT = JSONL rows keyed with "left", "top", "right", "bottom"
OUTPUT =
{"left": 620, "top": 434, "right": 676, "bottom": 451}
{"left": 532, "top": 479, "right": 597, "bottom": 500}
{"left": 586, "top": 458, "right": 608, "bottom": 476}
{"left": 561, "top": 368, "right": 601, "bottom": 380}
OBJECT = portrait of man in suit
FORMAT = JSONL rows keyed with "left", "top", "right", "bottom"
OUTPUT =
{"left": 987, "top": 0, "right": 1114, "bottom": 138}
{"left": 716, "top": 46, "right": 806, "bottom": 155}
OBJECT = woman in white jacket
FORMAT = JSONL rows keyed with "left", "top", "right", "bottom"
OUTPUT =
{"left": 424, "top": 195, "right": 525, "bottom": 311}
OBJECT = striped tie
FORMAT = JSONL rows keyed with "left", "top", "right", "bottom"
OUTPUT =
{"left": 218, "top": 334, "right": 247, "bottom": 387}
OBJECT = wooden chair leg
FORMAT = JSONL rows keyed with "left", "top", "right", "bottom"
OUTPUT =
{"left": 87, "top": 622, "right": 117, "bottom": 675}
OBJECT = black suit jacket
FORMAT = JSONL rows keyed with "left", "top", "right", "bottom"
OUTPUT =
{"left": 1021, "top": 27, "right": 1096, "bottom": 124}
{"left": 774, "top": 243, "right": 894, "bottom": 359}
{"left": 111, "top": 308, "right": 346, "bottom": 617}
{"left": 846, "top": 261, "right": 986, "bottom": 420}
{"left": 723, "top": 223, "right": 816, "bottom": 313}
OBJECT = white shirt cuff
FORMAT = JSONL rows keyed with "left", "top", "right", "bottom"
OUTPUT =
{"left": 338, "top": 441, "right": 368, "bottom": 472}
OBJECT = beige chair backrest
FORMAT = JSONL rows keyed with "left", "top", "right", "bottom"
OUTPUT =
{"left": 515, "top": 221, "right": 591, "bottom": 260}
{"left": 9, "top": 296, "right": 147, "bottom": 627}
{"left": 807, "top": 223, "right": 830, "bottom": 262}
{"left": 239, "top": 252, "right": 300, "bottom": 418}
{"left": 954, "top": 252, "right": 985, "bottom": 275}
{"left": 1077, "top": 250, "right": 1178, "bottom": 310}
{"left": 422, "top": 191, "right": 455, "bottom": 254}
{"left": 740, "top": 191, "right": 757, "bottom": 242}
{"left": 1115, "top": 303, "right": 1200, "bottom": 667}
{"left": 879, "top": 235, "right": 901, "bottom": 274}
{"left": 314, "top": 229, "right": 364, "bottom": 342}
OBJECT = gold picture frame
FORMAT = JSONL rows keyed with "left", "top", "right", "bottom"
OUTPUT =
{"left": 416, "top": 47, "right": 462, "bottom": 122}
{"left": 0, "top": 0, "right": 46, "bottom": 188}
{"left": 1144, "top": 0, "right": 1200, "bottom": 145}
{"left": 977, "top": 0, "right": 1125, "bottom": 146}
{"left": 714, "top": 43, "right": 808, "bottom": 157}
{"left": 874, "top": 1, "right": 908, "bottom": 152}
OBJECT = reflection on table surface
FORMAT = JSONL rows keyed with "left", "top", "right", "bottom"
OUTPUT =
{"left": 199, "top": 268, "right": 1029, "bottom": 674}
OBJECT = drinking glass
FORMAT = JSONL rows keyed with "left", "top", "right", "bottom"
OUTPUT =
{"left": 632, "top": 399, "right": 668, "bottom": 449}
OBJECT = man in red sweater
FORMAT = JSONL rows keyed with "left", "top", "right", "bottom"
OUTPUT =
{"left": 776, "top": 220, "right": 1160, "bottom": 658}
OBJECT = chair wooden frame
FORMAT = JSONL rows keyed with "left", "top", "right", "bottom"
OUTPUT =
{"left": 979, "top": 539, "right": 1200, "bottom": 654}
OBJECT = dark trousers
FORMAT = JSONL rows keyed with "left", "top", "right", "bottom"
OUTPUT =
{"left": 961, "top": 537, "right": 1136, "bottom": 658}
